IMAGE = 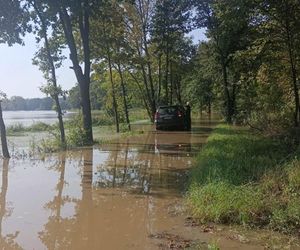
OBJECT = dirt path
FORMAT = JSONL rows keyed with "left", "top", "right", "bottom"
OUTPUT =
{"left": 0, "top": 118, "right": 298, "bottom": 249}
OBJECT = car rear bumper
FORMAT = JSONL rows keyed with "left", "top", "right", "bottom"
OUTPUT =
{"left": 155, "top": 119, "right": 185, "bottom": 129}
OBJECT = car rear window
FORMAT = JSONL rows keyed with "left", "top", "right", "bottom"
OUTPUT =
{"left": 158, "top": 107, "right": 177, "bottom": 115}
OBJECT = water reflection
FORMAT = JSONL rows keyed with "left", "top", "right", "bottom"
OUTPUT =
{"left": 0, "top": 160, "right": 22, "bottom": 249}
{"left": 0, "top": 121, "right": 214, "bottom": 249}
{"left": 39, "top": 153, "right": 72, "bottom": 249}
{"left": 93, "top": 132, "right": 197, "bottom": 195}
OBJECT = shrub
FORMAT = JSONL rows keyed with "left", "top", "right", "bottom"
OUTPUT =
{"left": 66, "top": 114, "right": 90, "bottom": 147}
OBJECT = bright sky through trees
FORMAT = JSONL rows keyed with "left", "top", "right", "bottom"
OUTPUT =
{"left": 0, "top": 29, "right": 206, "bottom": 98}
{"left": 0, "top": 33, "right": 75, "bottom": 98}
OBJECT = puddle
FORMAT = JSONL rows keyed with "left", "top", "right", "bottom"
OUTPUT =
{"left": 0, "top": 118, "right": 299, "bottom": 249}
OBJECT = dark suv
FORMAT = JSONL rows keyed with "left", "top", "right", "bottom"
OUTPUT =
{"left": 154, "top": 105, "right": 186, "bottom": 130}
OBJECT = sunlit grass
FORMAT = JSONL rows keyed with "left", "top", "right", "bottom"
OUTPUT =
{"left": 187, "top": 125, "right": 300, "bottom": 233}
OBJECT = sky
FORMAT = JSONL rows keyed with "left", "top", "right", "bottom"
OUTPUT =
{"left": 0, "top": 34, "right": 76, "bottom": 98}
{"left": 0, "top": 29, "right": 206, "bottom": 99}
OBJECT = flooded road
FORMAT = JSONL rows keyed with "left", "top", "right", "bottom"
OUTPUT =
{"left": 0, "top": 119, "right": 298, "bottom": 249}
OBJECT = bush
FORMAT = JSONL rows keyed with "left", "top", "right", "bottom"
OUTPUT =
{"left": 66, "top": 114, "right": 90, "bottom": 147}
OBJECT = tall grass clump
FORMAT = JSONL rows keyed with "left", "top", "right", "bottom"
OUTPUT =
{"left": 187, "top": 125, "right": 300, "bottom": 234}
{"left": 65, "top": 114, "right": 91, "bottom": 147}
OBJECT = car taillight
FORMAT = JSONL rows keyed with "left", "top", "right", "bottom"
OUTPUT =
{"left": 178, "top": 111, "right": 182, "bottom": 117}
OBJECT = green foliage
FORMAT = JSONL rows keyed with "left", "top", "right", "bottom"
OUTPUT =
{"left": 182, "top": 42, "right": 215, "bottom": 112}
{"left": 151, "top": 0, "right": 191, "bottom": 50}
{"left": 187, "top": 0, "right": 300, "bottom": 129}
{"left": 187, "top": 125, "right": 300, "bottom": 233}
{"left": 65, "top": 115, "right": 90, "bottom": 147}
{"left": 0, "top": 0, "right": 29, "bottom": 46}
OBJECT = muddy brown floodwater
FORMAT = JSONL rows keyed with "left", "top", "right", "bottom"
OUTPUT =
{"left": 1, "top": 118, "right": 299, "bottom": 250}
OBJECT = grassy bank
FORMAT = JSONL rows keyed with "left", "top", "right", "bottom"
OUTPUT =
{"left": 187, "top": 125, "right": 300, "bottom": 234}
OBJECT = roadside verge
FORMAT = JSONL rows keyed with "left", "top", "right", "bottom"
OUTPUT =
{"left": 187, "top": 124, "right": 300, "bottom": 234}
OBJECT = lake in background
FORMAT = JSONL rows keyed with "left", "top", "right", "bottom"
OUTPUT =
{"left": 3, "top": 110, "right": 75, "bottom": 127}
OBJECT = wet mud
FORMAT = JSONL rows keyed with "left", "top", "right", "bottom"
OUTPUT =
{"left": 0, "top": 118, "right": 299, "bottom": 249}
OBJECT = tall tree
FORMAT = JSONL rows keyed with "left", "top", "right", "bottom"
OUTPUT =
{"left": 194, "top": 0, "right": 253, "bottom": 123}
{"left": 46, "top": 0, "right": 99, "bottom": 144}
{"left": 0, "top": 0, "right": 29, "bottom": 158}
{"left": 258, "top": 0, "right": 300, "bottom": 127}
{"left": 90, "top": 0, "right": 134, "bottom": 132}
{"left": 183, "top": 41, "right": 215, "bottom": 115}
{"left": 123, "top": 0, "right": 157, "bottom": 120}
{"left": 90, "top": 1, "right": 120, "bottom": 132}
{"left": 30, "top": 0, "right": 67, "bottom": 145}
{"left": 151, "top": 0, "right": 191, "bottom": 105}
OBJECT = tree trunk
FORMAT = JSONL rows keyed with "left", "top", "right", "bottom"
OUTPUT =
{"left": 135, "top": 40, "right": 154, "bottom": 122}
{"left": 137, "top": 0, "right": 156, "bottom": 116}
{"left": 143, "top": 29, "right": 156, "bottom": 115}
{"left": 79, "top": 82, "right": 93, "bottom": 141}
{"left": 58, "top": 4, "right": 93, "bottom": 143}
{"left": 285, "top": 16, "right": 300, "bottom": 127}
{"left": 221, "top": 62, "right": 233, "bottom": 123}
{"left": 170, "top": 61, "right": 173, "bottom": 105}
{"left": 165, "top": 49, "right": 170, "bottom": 105}
{"left": 208, "top": 98, "right": 212, "bottom": 115}
{"left": 0, "top": 103, "right": 9, "bottom": 158}
{"left": 54, "top": 95, "right": 66, "bottom": 146}
{"left": 107, "top": 54, "right": 120, "bottom": 133}
{"left": 175, "top": 76, "right": 182, "bottom": 104}
{"left": 117, "top": 63, "right": 131, "bottom": 131}
{"left": 158, "top": 55, "right": 162, "bottom": 104}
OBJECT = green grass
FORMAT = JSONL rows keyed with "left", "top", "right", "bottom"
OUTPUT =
{"left": 187, "top": 125, "right": 300, "bottom": 233}
{"left": 7, "top": 122, "right": 55, "bottom": 135}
